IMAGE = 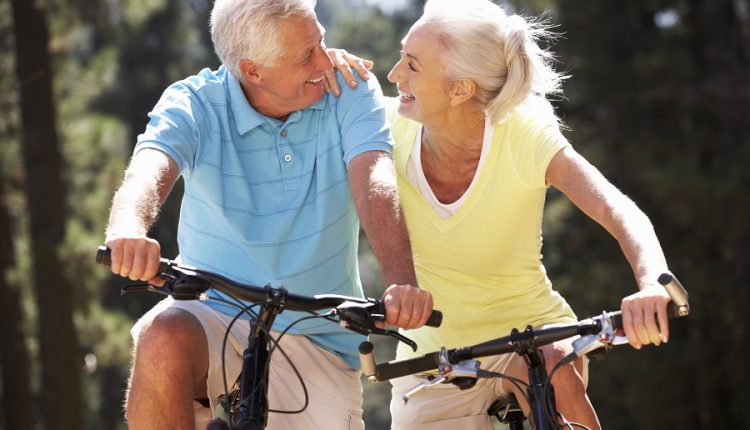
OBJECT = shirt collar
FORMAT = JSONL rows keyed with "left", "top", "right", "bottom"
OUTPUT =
{"left": 226, "top": 69, "right": 266, "bottom": 135}
{"left": 226, "top": 68, "right": 330, "bottom": 135}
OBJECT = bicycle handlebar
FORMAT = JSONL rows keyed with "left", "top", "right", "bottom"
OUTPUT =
{"left": 360, "top": 272, "right": 689, "bottom": 383}
{"left": 96, "top": 246, "right": 443, "bottom": 335}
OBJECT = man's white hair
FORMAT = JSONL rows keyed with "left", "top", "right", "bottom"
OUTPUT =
{"left": 420, "top": 0, "right": 565, "bottom": 123}
{"left": 210, "top": 0, "right": 317, "bottom": 80}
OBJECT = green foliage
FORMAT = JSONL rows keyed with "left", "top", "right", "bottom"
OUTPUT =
{"left": 327, "top": 7, "right": 405, "bottom": 95}
{"left": 123, "top": 0, "right": 169, "bottom": 28}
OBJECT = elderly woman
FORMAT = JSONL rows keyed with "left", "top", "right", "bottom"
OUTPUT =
{"left": 330, "top": 0, "right": 674, "bottom": 428}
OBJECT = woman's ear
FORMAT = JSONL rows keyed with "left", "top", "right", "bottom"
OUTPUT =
{"left": 449, "top": 79, "right": 477, "bottom": 106}
{"left": 239, "top": 59, "right": 262, "bottom": 84}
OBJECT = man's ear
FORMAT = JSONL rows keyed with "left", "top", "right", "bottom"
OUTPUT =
{"left": 449, "top": 79, "right": 477, "bottom": 106}
{"left": 239, "top": 59, "right": 262, "bottom": 84}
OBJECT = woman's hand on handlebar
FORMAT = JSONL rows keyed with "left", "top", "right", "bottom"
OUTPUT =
{"left": 381, "top": 284, "right": 434, "bottom": 330}
{"left": 104, "top": 236, "right": 164, "bottom": 286}
{"left": 620, "top": 283, "right": 672, "bottom": 350}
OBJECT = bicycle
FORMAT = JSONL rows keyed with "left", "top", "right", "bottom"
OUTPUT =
{"left": 357, "top": 272, "right": 690, "bottom": 430}
{"left": 95, "top": 246, "right": 442, "bottom": 430}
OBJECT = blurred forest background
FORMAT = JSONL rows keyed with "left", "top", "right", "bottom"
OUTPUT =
{"left": 1, "top": 0, "right": 748, "bottom": 429}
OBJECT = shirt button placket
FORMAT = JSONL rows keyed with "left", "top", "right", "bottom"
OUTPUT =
{"left": 280, "top": 129, "right": 292, "bottom": 163}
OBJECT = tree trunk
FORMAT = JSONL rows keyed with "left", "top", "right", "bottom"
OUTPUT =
{"left": 0, "top": 180, "right": 33, "bottom": 430}
{"left": 9, "top": 0, "right": 84, "bottom": 428}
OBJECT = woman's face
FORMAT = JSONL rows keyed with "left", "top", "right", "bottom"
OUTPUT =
{"left": 387, "top": 23, "right": 454, "bottom": 124}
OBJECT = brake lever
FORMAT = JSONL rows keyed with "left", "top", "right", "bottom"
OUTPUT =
{"left": 373, "top": 328, "right": 418, "bottom": 351}
{"left": 121, "top": 283, "right": 172, "bottom": 296}
{"left": 336, "top": 300, "right": 418, "bottom": 351}
{"left": 120, "top": 272, "right": 178, "bottom": 296}
{"left": 571, "top": 311, "right": 629, "bottom": 360}
{"left": 401, "top": 348, "right": 481, "bottom": 403}
{"left": 120, "top": 267, "right": 211, "bottom": 301}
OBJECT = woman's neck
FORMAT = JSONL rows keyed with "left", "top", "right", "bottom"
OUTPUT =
{"left": 421, "top": 107, "right": 486, "bottom": 164}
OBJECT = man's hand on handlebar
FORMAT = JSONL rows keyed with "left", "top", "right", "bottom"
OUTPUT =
{"left": 381, "top": 284, "right": 434, "bottom": 330}
{"left": 620, "top": 282, "right": 672, "bottom": 350}
{"left": 104, "top": 236, "right": 164, "bottom": 286}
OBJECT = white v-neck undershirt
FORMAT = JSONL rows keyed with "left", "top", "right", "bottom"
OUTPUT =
{"left": 406, "top": 116, "right": 494, "bottom": 219}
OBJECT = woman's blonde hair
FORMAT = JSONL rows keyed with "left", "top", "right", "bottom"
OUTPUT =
{"left": 420, "top": 0, "right": 565, "bottom": 123}
{"left": 210, "top": 0, "right": 317, "bottom": 80}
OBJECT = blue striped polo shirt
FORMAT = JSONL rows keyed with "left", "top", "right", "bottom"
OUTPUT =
{"left": 134, "top": 66, "right": 393, "bottom": 368}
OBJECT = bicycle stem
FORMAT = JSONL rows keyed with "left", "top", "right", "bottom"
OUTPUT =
{"left": 234, "top": 301, "right": 283, "bottom": 429}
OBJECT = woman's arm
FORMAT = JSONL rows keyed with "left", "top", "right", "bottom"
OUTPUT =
{"left": 546, "top": 146, "right": 672, "bottom": 349}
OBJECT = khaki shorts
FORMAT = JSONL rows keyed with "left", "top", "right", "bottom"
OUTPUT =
{"left": 132, "top": 297, "right": 364, "bottom": 430}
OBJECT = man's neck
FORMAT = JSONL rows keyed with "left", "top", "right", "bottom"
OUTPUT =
{"left": 240, "top": 80, "right": 292, "bottom": 121}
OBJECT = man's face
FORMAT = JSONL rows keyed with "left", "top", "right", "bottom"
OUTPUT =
{"left": 243, "top": 13, "right": 333, "bottom": 119}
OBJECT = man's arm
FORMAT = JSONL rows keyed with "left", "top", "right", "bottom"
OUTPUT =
{"left": 347, "top": 151, "right": 433, "bottom": 329}
{"left": 105, "top": 148, "right": 180, "bottom": 281}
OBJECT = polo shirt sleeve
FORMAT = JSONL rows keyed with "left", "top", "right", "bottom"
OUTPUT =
{"left": 134, "top": 81, "right": 202, "bottom": 177}
{"left": 334, "top": 73, "right": 394, "bottom": 165}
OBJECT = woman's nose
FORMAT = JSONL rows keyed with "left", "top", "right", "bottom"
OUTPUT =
{"left": 387, "top": 61, "right": 401, "bottom": 83}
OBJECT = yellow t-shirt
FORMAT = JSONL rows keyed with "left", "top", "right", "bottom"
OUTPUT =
{"left": 390, "top": 102, "right": 577, "bottom": 360}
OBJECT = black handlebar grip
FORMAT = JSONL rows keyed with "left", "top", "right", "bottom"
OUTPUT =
{"left": 96, "top": 246, "right": 112, "bottom": 266}
{"left": 426, "top": 310, "right": 443, "bottom": 328}
{"left": 609, "top": 311, "right": 623, "bottom": 330}
{"left": 375, "top": 351, "right": 442, "bottom": 382}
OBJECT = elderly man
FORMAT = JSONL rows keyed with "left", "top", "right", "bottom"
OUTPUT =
{"left": 103, "top": 0, "right": 432, "bottom": 428}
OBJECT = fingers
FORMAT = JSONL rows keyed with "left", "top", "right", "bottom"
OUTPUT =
{"left": 347, "top": 59, "right": 371, "bottom": 82}
{"left": 325, "top": 48, "right": 374, "bottom": 96}
{"left": 323, "top": 68, "right": 341, "bottom": 96}
{"left": 655, "top": 294, "right": 670, "bottom": 343}
{"left": 105, "top": 237, "right": 161, "bottom": 282}
{"left": 335, "top": 60, "right": 359, "bottom": 90}
{"left": 414, "top": 292, "right": 434, "bottom": 327}
{"left": 621, "top": 288, "right": 671, "bottom": 349}
{"left": 144, "top": 244, "right": 162, "bottom": 281}
{"left": 322, "top": 71, "right": 331, "bottom": 94}
{"left": 361, "top": 59, "right": 374, "bottom": 71}
{"left": 382, "top": 284, "right": 433, "bottom": 329}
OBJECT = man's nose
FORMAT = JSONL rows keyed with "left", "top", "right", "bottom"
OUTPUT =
{"left": 316, "top": 46, "right": 334, "bottom": 70}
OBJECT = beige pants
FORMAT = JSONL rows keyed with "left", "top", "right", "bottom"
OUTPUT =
{"left": 389, "top": 353, "right": 515, "bottom": 430}
{"left": 390, "top": 349, "right": 589, "bottom": 429}
{"left": 132, "top": 297, "right": 364, "bottom": 430}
